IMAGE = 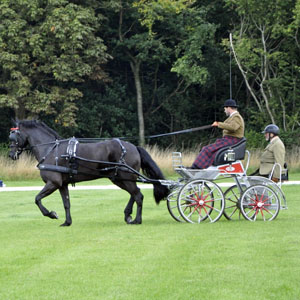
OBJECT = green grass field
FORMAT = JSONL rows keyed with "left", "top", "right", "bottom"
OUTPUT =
{"left": 0, "top": 184, "right": 300, "bottom": 300}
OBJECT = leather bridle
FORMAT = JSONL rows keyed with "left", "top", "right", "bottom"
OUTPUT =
{"left": 9, "top": 127, "right": 29, "bottom": 159}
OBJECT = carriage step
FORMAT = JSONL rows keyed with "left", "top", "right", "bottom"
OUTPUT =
{"left": 38, "top": 164, "right": 78, "bottom": 174}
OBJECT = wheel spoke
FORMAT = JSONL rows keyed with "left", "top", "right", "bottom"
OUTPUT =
{"left": 206, "top": 210, "right": 213, "bottom": 222}
{"left": 262, "top": 206, "right": 275, "bottom": 217}
{"left": 196, "top": 207, "right": 205, "bottom": 222}
{"left": 187, "top": 206, "right": 198, "bottom": 219}
{"left": 223, "top": 184, "right": 245, "bottom": 221}
{"left": 229, "top": 207, "right": 238, "bottom": 218}
{"left": 245, "top": 207, "right": 256, "bottom": 217}
{"left": 260, "top": 208, "right": 266, "bottom": 221}
{"left": 253, "top": 210, "right": 258, "bottom": 221}
{"left": 202, "top": 205, "right": 209, "bottom": 217}
{"left": 226, "top": 199, "right": 238, "bottom": 204}
{"left": 231, "top": 190, "right": 239, "bottom": 200}
{"left": 226, "top": 204, "right": 237, "bottom": 209}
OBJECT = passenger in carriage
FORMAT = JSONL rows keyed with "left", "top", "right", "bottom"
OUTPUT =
{"left": 253, "top": 124, "right": 286, "bottom": 182}
{"left": 191, "top": 99, "right": 245, "bottom": 169}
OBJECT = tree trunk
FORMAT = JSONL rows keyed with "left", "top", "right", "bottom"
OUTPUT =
{"left": 118, "top": 5, "right": 145, "bottom": 146}
{"left": 130, "top": 59, "right": 145, "bottom": 146}
{"left": 229, "top": 34, "right": 263, "bottom": 113}
{"left": 260, "top": 27, "right": 275, "bottom": 124}
{"left": 16, "top": 99, "right": 26, "bottom": 120}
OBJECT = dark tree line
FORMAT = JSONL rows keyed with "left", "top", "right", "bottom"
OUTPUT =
{"left": 0, "top": 0, "right": 299, "bottom": 149}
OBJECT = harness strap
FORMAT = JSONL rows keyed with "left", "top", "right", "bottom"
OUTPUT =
{"left": 113, "top": 138, "right": 127, "bottom": 178}
{"left": 36, "top": 140, "right": 60, "bottom": 167}
{"left": 114, "top": 138, "right": 127, "bottom": 163}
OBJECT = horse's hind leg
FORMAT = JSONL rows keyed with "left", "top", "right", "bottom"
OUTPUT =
{"left": 59, "top": 184, "right": 72, "bottom": 227}
{"left": 124, "top": 196, "right": 135, "bottom": 223}
{"left": 112, "top": 180, "right": 144, "bottom": 224}
{"left": 124, "top": 189, "right": 144, "bottom": 224}
{"left": 35, "top": 182, "right": 59, "bottom": 220}
{"left": 132, "top": 189, "right": 144, "bottom": 224}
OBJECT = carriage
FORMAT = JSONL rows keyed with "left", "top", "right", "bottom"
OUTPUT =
{"left": 164, "top": 138, "right": 288, "bottom": 223}
{"left": 9, "top": 120, "right": 288, "bottom": 226}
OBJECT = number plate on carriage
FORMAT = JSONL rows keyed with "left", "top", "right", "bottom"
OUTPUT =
{"left": 217, "top": 162, "right": 245, "bottom": 174}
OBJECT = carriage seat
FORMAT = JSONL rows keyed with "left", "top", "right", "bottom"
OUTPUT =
{"left": 213, "top": 137, "right": 246, "bottom": 166}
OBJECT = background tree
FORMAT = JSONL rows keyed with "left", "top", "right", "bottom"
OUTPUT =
{"left": 98, "top": 0, "right": 222, "bottom": 146}
{"left": 0, "top": 0, "right": 110, "bottom": 126}
{"left": 226, "top": 0, "right": 300, "bottom": 132}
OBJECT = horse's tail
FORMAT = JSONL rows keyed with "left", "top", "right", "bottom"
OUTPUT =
{"left": 136, "top": 146, "right": 169, "bottom": 204}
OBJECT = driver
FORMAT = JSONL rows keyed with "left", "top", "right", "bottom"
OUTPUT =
{"left": 191, "top": 99, "right": 245, "bottom": 169}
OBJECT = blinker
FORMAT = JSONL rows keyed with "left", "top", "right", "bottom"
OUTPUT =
{"left": 9, "top": 132, "right": 18, "bottom": 143}
{"left": 9, "top": 126, "right": 20, "bottom": 143}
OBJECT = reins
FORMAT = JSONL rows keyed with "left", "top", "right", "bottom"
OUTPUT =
{"left": 75, "top": 124, "right": 213, "bottom": 143}
{"left": 145, "top": 124, "right": 212, "bottom": 139}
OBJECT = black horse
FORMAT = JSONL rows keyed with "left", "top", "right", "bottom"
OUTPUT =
{"left": 8, "top": 120, "right": 169, "bottom": 226}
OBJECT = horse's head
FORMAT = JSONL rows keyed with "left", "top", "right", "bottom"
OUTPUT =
{"left": 8, "top": 125, "right": 29, "bottom": 160}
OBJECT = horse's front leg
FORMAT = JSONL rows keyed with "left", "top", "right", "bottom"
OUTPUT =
{"left": 35, "top": 182, "right": 59, "bottom": 220}
{"left": 59, "top": 184, "right": 72, "bottom": 227}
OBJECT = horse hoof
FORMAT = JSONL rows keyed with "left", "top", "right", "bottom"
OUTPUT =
{"left": 49, "top": 211, "right": 59, "bottom": 219}
{"left": 60, "top": 222, "right": 71, "bottom": 227}
{"left": 128, "top": 219, "right": 142, "bottom": 225}
{"left": 126, "top": 216, "right": 132, "bottom": 224}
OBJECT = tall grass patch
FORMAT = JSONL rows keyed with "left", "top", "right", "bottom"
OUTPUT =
{"left": 0, "top": 153, "right": 39, "bottom": 180}
{"left": 1, "top": 145, "right": 300, "bottom": 180}
{"left": 144, "top": 145, "right": 198, "bottom": 176}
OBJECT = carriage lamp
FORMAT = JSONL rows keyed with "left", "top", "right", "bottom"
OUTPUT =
{"left": 224, "top": 148, "right": 235, "bottom": 162}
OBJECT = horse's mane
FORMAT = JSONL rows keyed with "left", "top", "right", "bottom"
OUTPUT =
{"left": 19, "top": 120, "right": 61, "bottom": 139}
